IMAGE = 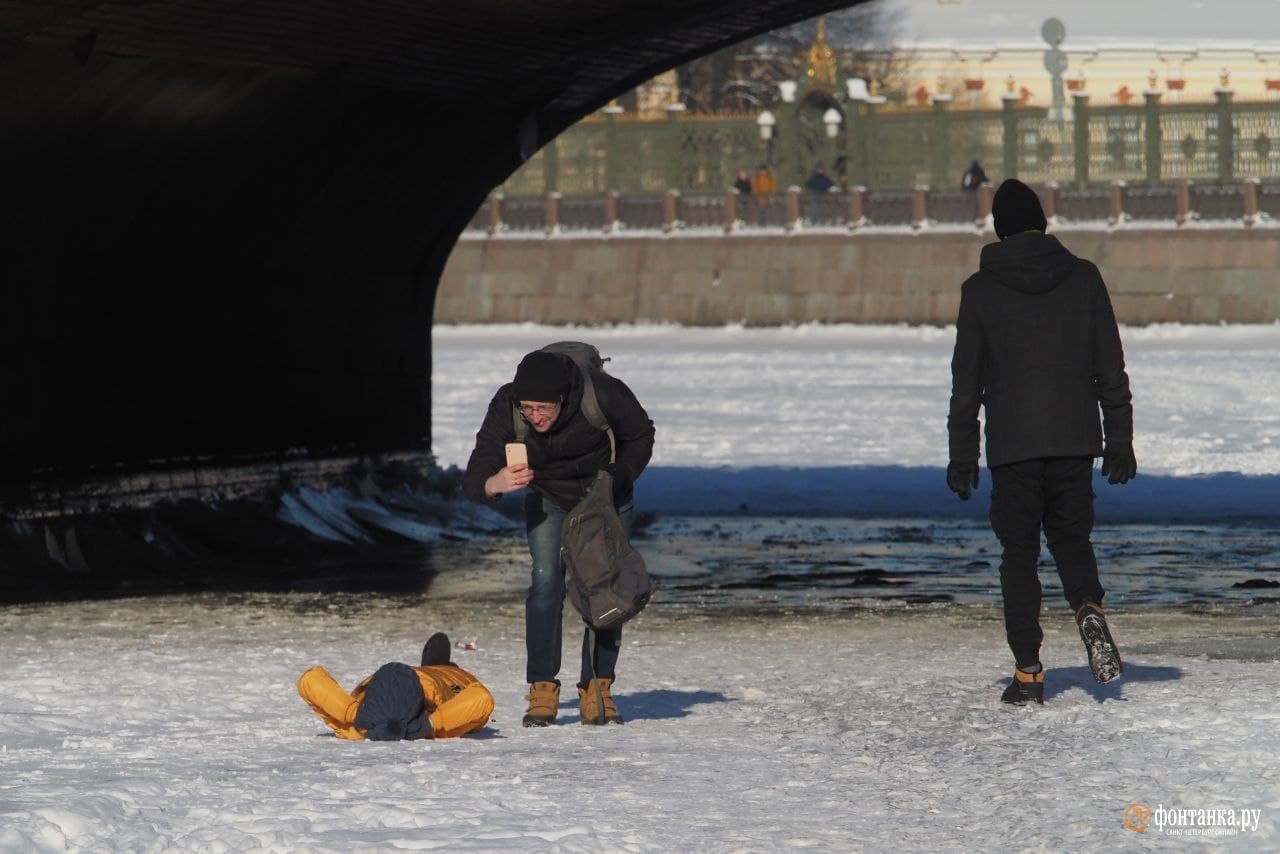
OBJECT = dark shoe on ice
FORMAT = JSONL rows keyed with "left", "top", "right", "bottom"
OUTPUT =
{"left": 1001, "top": 665, "right": 1045, "bottom": 705}
{"left": 1076, "top": 602, "right": 1123, "bottom": 684}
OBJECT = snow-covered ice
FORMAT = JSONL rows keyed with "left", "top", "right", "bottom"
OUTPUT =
{"left": 432, "top": 323, "right": 1280, "bottom": 520}
{"left": 431, "top": 323, "right": 1280, "bottom": 478}
{"left": 2, "top": 584, "right": 1278, "bottom": 850}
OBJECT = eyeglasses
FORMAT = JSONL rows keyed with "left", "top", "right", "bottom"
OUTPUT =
{"left": 518, "top": 401, "right": 560, "bottom": 418}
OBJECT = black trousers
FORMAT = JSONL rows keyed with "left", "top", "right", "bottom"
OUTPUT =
{"left": 989, "top": 456, "right": 1105, "bottom": 668}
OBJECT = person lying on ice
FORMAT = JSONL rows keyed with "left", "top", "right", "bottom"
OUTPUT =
{"left": 297, "top": 632, "right": 494, "bottom": 740}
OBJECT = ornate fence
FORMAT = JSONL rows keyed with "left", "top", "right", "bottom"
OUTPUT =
{"left": 497, "top": 91, "right": 1280, "bottom": 198}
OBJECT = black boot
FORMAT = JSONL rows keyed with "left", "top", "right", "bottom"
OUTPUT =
{"left": 1001, "top": 665, "right": 1045, "bottom": 705}
{"left": 1076, "top": 602, "right": 1123, "bottom": 684}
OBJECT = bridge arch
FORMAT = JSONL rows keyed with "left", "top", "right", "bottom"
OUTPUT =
{"left": 1, "top": 0, "right": 863, "bottom": 504}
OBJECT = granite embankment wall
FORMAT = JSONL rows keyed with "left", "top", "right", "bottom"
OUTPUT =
{"left": 436, "top": 229, "right": 1280, "bottom": 325}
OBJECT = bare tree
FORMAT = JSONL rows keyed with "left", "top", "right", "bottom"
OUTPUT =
{"left": 675, "top": 2, "right": 910, "bottom": 113}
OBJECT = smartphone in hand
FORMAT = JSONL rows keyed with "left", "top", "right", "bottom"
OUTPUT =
{"left": 505, "top": 442, "right": 528, "bottom": 468}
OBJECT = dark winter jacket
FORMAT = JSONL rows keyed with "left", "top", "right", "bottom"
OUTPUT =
{"left": 947, "top": 231, "right": 1133, "bottom": 468}
{"left": 463, "top": 355, "right": 655, "bottom": 510}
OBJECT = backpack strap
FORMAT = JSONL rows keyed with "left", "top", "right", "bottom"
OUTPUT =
{"left": 512, "top": 403, "right": 528, "bottom": 443}
{"left": 578, "top": 369, "right": 616, "bottom": 464}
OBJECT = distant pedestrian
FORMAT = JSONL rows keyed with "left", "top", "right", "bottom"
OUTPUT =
{"left": 750, "top": 164, "right": 778, "bottom": 225}
{"left": 961, "top": 159, "right": 988, "bottom": 191}
{"left": 804, "top": 164, "right": 835, "bottom": 194}
{"left": 751, "top": 163, "right": 778, "bottom": 196}
{"left": 946, "top": 178, "right": 1135, "bottom": 705}
{"left": 804, "top": 164, "right": 836, "bottom": 224}
{"left": 732, "top": 168, "right": 753, "bottom": 196}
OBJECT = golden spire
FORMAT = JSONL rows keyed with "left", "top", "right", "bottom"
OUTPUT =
{"left": 805, "top": 16, "right": 838, "bottom": 92}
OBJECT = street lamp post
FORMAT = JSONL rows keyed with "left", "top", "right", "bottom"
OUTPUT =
{"left": 757, "top": 110, "right": 777, "bottom": 169}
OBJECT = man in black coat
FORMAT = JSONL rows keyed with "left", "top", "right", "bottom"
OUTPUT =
{"left": 946, "top": 179, "right": 1136, "bottom": 704}
{"left": 464, "top": 348, "right": 655, "bottom": 726}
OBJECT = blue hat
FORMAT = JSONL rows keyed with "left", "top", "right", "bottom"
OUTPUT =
{"left": 354, "top": 662, "right": 431, "bottom": 741}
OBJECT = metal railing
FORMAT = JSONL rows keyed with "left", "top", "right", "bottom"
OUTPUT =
{"left": 498, "top": 91, "right": 1280, "bottom": 198}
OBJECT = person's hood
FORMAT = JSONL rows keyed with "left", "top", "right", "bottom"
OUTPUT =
{"left": 978, "top": 231, "right": 1078, "bottom": 295}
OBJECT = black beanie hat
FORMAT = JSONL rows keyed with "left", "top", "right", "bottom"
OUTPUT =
{"left": 512, "top": 351, "right": 571, "bottom": 403}
{"left": 353, "top": 662, "right": 431, "bottom": 741}
{"left": 992, "top": 178, "right": 1047, "bottom": 239}
{"left": 421, "top": 632, "right": 452, "bottom": 667}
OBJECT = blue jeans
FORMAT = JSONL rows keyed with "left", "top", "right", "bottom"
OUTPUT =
{"left": 524, "top": 492, "right": 633, "bottom": 686}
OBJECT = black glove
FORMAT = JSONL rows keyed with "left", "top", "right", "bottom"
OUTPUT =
{"left": 1101, "top": 441, "right": 1137, "bottom": 485}
{"left": 602, "top": 462, "right": 633, "bottom": 507}
{"left": 946, "top": 460, "right": 979, "bottom": 501}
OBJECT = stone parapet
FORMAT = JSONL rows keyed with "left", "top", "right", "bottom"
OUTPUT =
{"left": 438, "top": 230, "right": 1280, "bottom": 326}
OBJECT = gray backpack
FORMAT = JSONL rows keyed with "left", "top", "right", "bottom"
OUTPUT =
{"left": 561, "top": 468, "right": 655, "bottom": 630}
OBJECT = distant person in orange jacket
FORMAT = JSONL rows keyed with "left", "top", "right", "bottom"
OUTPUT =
{"left": 297, "top": 633, "right": 494, "bottom": 740}
{"left": 750, "top": 163, "right": 778, "bottom": 225}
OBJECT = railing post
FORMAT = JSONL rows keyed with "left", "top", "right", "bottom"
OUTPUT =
{"left": 912, "top": 184, "right": 930, "bottom": 229}
{"left": 1143, "top": 90, "right": 1162, "bottom": 184}
{"left": 846, "top": 100, "right": 868, "bottom": 188}
{"left": 1042, "top": 181, "right": 1060, "bottom": 224}
{"left": 848, "top": 185, "right": 867, "bottom": 230}
{"left": 664, "top": 102, "right": 686, "bottom": 191}
{"left": 1243, "top": 178, "right": 1260, "bottom": 226}
{"left": 1072, "top": 92, "right": 1091, "bottom": 188}
{"left": 1001, "top": 93, "right": 1019, "bottom": 180}
{"left": 784, "top": 185, "right": 802, "bottom": 231}
{"left": 603, "top": 103, "right": 623, "bottom": 192}
{"left": 1214, "top": 87, "right": 1235, "bottom": 184}
{"left": 543, "top": 137, "right": 559, "bottom": 194}
{"left": 725, "top": 189, "right": 739, "bottom": 233}
{"left": 1175, "top": 179, "right": 1191, "bottom": 225}
{"left": 545, "top": 192, "right": 560, "bottom": 235}
{"left": 864, "top": 98, "right": 882, "bottom": 190}
{"left": 487, "top": 193, "right": 504, "bottom": 235}
{"left": 1109, "top": 180, "right": 1127, "bottom": 225}
{"left": 662, "top": 189, "right": 680, "bottom": 232}
{"left": 931, "top": 94, "right": 953, "bottom": 189}
{"left": 976, "top": 182, "right": 994, "bottom": 230}
{"left": 604, "top": 190, "right": 619, "bottom": 233}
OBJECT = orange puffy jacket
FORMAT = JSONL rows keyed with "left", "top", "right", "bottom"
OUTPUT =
{"left": 298, "top": 663, "right": 494, "bottom": 740}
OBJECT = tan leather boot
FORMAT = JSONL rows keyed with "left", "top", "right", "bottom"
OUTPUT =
{"left": 578, "top": 677, "right": 624, "bottom": 725}
{"left": 523, "top": 680, "right": 560, "bottom": 727}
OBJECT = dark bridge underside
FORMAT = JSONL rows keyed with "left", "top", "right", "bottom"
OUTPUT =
{"left": 1, "top": 0, "right": 859, "bottom": 504}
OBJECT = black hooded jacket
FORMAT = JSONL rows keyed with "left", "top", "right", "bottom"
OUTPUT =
{"left": 463, "top": 354, "right": 655, "bottom": 510}
{"left": 948, "top": 231, "right": 1133, "bottom": 468}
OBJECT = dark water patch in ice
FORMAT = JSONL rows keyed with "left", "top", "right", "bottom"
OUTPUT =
{"left": 640, "top": 516, "right": 1280, "bottom": 613}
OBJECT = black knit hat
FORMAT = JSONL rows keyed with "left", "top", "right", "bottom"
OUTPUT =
{"left": 992, "top": 178, "right": 1047, "bottom": 239}
{"left": 512, "top": 351, "right": 571, "bottom": 403}
{"left": 421, "top": 632, "right": 451, "bottom": 667}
